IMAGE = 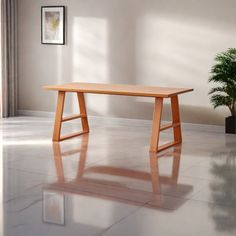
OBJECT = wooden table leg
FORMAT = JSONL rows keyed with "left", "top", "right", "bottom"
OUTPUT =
{"left": 77, "top": 92, "right": 89, "bottom": 133}
{"left": 53, "top": 91, "right": 65, "bottom": 141}
{"left": 149, "top": 97, "right": 163, "bottom": 152}
{"left": 171, "top": 95, "right": 182, "bottom": 143}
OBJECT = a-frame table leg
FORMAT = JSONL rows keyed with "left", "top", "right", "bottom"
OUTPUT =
{"left": 53, "top": 91, "right": 65, "bottom": 141}
{"left": 149, "top": 97, "right": 163, "bottom": 152}
{"left": 77, "top": 92, "right": 89, "bottom": 133}
{"left": 171, "top": 95, "right": 182, "bottom": 144}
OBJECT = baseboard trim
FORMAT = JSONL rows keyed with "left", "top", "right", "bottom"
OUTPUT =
{"left": 17, "top": 109, "right": 224, "bottom": 133}
{"left": 17, "top": 109, "right": 55, "bottom": 117}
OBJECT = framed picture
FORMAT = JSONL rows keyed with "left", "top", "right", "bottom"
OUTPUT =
{"left": 42, "top": 190, "right": 65, "bottom": 225}
{"left": 41, "top": 6, "right": 65, "bottom": 45}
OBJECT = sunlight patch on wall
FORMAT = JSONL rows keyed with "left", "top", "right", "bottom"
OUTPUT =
{"left": 72, "top": 17, "right": 109, "bottom": 115}
{"left": 135, "top": 15, "right": 233, "bottom": 106}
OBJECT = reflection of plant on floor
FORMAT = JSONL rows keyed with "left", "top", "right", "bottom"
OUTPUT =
{"left": 210, "top": 148, "right": 236, "bottom": 233}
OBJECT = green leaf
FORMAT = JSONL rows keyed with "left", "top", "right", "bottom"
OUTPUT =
{"left": 210, "top": 94, "right": 232, "bottom": 109}
{"left": 208, "top": 87, "right": 226, "bottom": 95}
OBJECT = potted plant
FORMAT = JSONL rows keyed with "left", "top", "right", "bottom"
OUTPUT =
{"left": 209, "top": 48, "right": 236, "bottom": 134}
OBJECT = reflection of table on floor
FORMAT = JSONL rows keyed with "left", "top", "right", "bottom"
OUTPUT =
{"left": 44, "top": 83, "right": 193, "bottom": 152}
{"left": 43, "top": 135, "right": 193, "bottom": 210}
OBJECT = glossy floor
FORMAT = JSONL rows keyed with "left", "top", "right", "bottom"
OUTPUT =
{"left": 1, "top": 116, "right": 236, "bottom": 236}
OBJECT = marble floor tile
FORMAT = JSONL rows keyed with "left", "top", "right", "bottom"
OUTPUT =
{"left": 4, "top": 168, "right": 56, "bottom": 202}
{"left": 5, "top": 188, "right": 140, "bottom": 236}
{"left": 0, "top": 116, "right": 236, "bottom": 236}
{"left": 102, "top": 200, "right": 236, "bottom": 236}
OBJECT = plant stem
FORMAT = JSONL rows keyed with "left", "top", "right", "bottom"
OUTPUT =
{"left": 233, "top": 101, "right": 236, "bottom": 117}
{"left": 228, "top": 105, "right": 234, "bottom": 116}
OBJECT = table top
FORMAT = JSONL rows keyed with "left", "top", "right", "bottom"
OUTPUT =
{"left": 44, "top": 82, "right": 193, "bottom": 98}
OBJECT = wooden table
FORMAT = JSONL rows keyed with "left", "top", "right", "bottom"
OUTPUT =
{"left": 44, "top": 82, "right": 193, "bottom": 152}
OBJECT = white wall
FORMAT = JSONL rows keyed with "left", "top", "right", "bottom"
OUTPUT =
{"left": 18, "top": 0, "right": 236, "bottom": 125}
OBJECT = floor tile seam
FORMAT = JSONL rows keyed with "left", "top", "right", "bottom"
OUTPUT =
{"left": 3, "top": 157, "right": 33, "bottom": 165}
{"left": 188, "top": 182, "right": 210, "bottom": 201}
{"left": 7, "top": 167, "right": 60, "bottom": 179}
{"left": 24, "top": 182, "right": 44, "bottom": 191}
{"left": 7, "top": 197, "right": 43, "bottom": 214}
{"left": 97, "top": 196, "right": 211, "bottom": 236}
{"left": 96, "top": 201, "right": 149, "bottom": 236}
{"left": 145, "top": 193, "right": 193, "bottom": 208}
{"left": 179, "top": 159, "right": 208, "bottom": 173}
{"left": 4, "top": 182, "right": 43, "bottom": 204}
{"left": 179, "top": 173, "right": 213, "bottom": 181}
{"left": 4, "top": 188, "right": 43, "bottom": 204}
{"left": 185, "top": 197, "right": 236, "bottom": 209}
{"left": 177, "top": 174, "right": 210, "bottom": 183}
{"left": 154, "top": 191, "right": 193, "bottom": 201}
{"left": 144, "top": 197, "right": 220, "bottom": 211}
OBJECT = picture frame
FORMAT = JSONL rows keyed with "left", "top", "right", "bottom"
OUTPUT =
{"left": 42, "top": 190, "right": 65, "bottom": 226}
{"left": 41, "top": 6, "right": 65, "bottom": 45}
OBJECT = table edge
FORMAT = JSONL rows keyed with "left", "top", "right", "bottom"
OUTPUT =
{"left": 43, "top": 85, "right": 193, "bottom": 98}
